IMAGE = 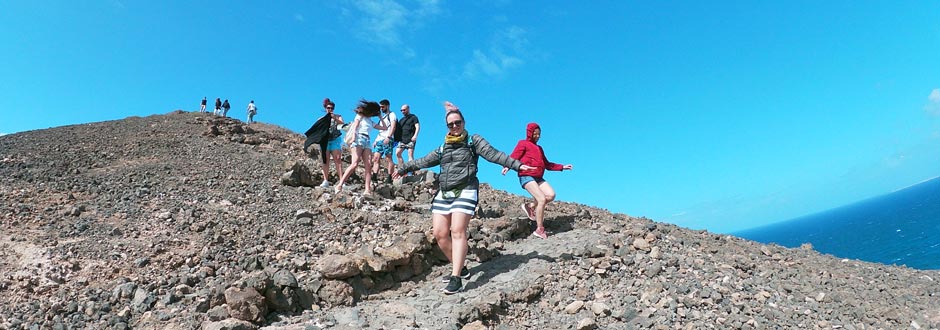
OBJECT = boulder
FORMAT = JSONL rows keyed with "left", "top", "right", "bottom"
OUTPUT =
{"left": 317, "top": 255, "right": 361, "bottom": 279}
{"left": 317, "top": 280, "right": 354, "bottom": 307}
{"left": 224, "top": 287, "right": 267, "bottom": 323}
{"left": 202, "top": 318, "right": 258, "bottom": 330}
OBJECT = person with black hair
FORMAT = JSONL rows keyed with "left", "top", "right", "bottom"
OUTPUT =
{"left": 371, "top": 99, "right": 397, "bottom": 182}
{"left": 335, "top": 99, "right": 381, "bottom": 195}
{"left": 200, "top": 97, "right": 207, "bottom": 112}
{"left": 222, "top": 99, "right": 231, "bottom": 117}
{"left": 214, "top": 98, "right": 222, "bottom": 116}
{"left": 393, "top": 101, "right": 535, "bottom": 294}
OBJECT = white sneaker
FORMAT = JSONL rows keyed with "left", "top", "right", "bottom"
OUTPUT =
{"left": 319, "top": 180, "right": 330, "bottom": 188}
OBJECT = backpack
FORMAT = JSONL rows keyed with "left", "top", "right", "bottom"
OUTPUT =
{"left": 392, "top": 120, "right": 403, "bottom": 142}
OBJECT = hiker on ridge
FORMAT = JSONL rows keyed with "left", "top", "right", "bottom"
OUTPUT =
{"left": 246, "top": 100, "right": 257, "bottom": 123}
{"left": 222, "top": 99, "right": 231, "bottom": 117}
{"left": 393, "top": 101, "right": 535, "bottom": 294}
{"left": 502, "top": 123, "right": 573, "bottom": 239}
{"left": 214, "top": 98, "right": 222, "bottom": 116}
{"left": 200, "top": 97, "right": 207, "bottom": 112}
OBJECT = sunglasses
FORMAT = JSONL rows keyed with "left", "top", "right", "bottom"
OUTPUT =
{"left": 446, "top": 120, "right": 463, "bottom": 128}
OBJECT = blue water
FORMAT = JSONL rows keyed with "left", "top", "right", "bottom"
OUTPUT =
{"left": 735, "top": 178, "right": 940, "bottom": 270}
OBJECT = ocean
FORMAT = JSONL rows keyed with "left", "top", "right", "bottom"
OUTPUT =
{"left": 735, "top": 178, "right": 940, "bottom": 270}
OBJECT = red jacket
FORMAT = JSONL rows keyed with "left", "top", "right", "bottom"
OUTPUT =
{"left": 509, "top": 123, "right": 564, "bottom": 178}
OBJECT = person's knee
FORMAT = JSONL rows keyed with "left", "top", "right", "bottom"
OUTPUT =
{"left": 535, "top": 194, "right": 548, "bottom": 205}
{"left": 544, "top": 192, "right": 556, "bottom": 202}
{"left": 433, "top": 229, "right": 450, "bottom": 242}
{"left": 450, "top": 229, "right": 467, "bottom": 240}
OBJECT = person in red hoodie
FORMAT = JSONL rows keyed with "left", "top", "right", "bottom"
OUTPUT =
{"left": 501, "top": 122, "right": 573, "bottom": 238}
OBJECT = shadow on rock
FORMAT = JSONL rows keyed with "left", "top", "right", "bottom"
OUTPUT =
{"left": 463, "top": 251, "right": 555, "bottom": 292}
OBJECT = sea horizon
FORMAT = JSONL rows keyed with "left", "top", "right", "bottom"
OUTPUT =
{"left": 735, "top": 177, "right": 940, "bottom": 270}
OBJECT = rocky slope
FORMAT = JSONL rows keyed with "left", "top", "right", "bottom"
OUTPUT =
{"left": 1, "top": 111, "right": 939, "bottom": 330}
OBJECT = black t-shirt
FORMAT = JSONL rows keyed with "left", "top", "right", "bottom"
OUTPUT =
{"left": 398, "top": 114, "right": 419, "bottom": 143}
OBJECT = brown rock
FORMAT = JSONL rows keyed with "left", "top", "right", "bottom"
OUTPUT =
{"left": 224, "top": 287, "right": 267, "bottom": 323}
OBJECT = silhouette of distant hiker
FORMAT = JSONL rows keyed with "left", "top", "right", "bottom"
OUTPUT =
{"left": 214, "top": 98, "right": 222, "bottom": 116}
{"left": 200, "top": 97, "right": 207, "bottom": 112}
{"left": 246, "top": 100, "right": 257, "bottom": 123}
{"left": 221, "top": 99, "right": 231, "bottom": 117}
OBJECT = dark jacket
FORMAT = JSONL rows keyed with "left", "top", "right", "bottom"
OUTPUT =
{"left": 303, "top": 114, "right": 332, "bottom": 153}
{"left": 398, "top": 134, "right": 522, "bottom": 191}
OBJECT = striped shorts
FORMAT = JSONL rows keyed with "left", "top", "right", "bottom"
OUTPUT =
{"left": 431, "top": 187, "right": 479, "bottom": 215}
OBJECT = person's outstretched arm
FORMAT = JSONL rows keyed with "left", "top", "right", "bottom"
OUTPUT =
{"left": 472, "top": 134, "right": 522, "bottom": 171}
{"left": 394, "top": 149, "right": 441, "bottom": 178}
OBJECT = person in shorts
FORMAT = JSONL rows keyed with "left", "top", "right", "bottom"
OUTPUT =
{"left": 336, "top": 99, "right": 380, "bottom": 195}
{"left": 317, "top": 98, "right": 345, "bottom": 187}
{"left": 502, "top": 123, "right": 573, "bottom": 239}
{"left": 394, "top": 101, "right": 534, "bottom": 294}
{"left": 371, "top": 99, "right": 397, "bottom": 182}
{"left": 395, "top": 104, "right": 421, "bottom": 166}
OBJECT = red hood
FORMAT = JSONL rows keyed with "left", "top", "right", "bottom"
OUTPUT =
{"left": 526, "top": 122, "right": 540, "bottom": 142}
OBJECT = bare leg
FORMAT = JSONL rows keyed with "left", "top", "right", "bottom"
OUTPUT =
{"left": 362, "top": 148, "right": 373, "bottom": 194}
{"left": 449, "top": 212, "right": 472, "bottom": 276}
{"left": 432, "top": 213, "right": 453, "bottom": 262}
{"left": 395, "top": 147, "right": 405, "bottom": 166}
{"left": 385, "top": 155, "right": 395, "bottom": 176}
{"left": 330, "top": 150, "right": 343, "bottom": 182}
{"left": 524, "top": 180, "right": 556, "bottom": 236}
{"left": 336, "top": 146, "right": 362, "bottom": 192}
{"left": 370, "top": 152, "right": 381, "bottom": 176}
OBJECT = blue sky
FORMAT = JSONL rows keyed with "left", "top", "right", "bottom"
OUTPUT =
{"left": 2, "top": 1, "right": 939, "bottom": 233}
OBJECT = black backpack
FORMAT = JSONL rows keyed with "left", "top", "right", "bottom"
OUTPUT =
{"left": 393, "top": 117, "right": 404, "bottom": 142}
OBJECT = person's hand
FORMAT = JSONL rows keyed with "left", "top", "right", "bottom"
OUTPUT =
{"left": 383, "top": 137, "right": 389, "bottom": 144}
{"left": 520, "top": 165, "right": 536, "bottom": 171}
{"left": 501, "top": 167, "right": 509, "bottom": 175}
{"left": 411, "top": 136, "right": 417, "bottom": 144}
{"left": 392, "top": 171, "right": 403, "bottom": 180}
{"left": 563, "top": 164, "right": 573, "bottom": 170}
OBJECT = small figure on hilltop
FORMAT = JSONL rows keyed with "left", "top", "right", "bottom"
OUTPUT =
{"left": 394, "top": 101, "right": 535, "bottom": 294}
{"left": 200, "top": 97, "right": 207, "bottom": 112}
{"left": 303, "top": 98, "right": 346, "bottom": 188}
{"left": 246, "top": 100, "right": 257, "bottom": 123}
{"left": 395, "top": 103, "right": 420, "bottom": 168}
{"left": 371, "top": 99, "right": 398, "bottom": 182}
{"left": 502, "top": 123, "right": 573, "bottom": 239}
{"left": 335, "top": 100, "right": 381, "bottom": 195}
{"left": 214, "top": 98, "right": 222, "bottom": 116}
{"left": 221, "top": 99, "right": 231, "bottom": 117}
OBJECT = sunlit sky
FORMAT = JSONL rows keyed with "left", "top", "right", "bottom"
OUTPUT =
{"left": 2, "top": 1, "right": 939, "bottom": 233}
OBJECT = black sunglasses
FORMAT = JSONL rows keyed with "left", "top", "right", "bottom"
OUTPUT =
{"left": 447, "top": 120, "right": 463, "bottom": 128}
